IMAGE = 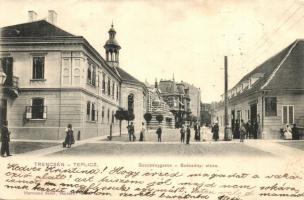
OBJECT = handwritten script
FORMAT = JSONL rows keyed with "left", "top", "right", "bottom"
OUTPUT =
{"left": 1, "top": 160, "right": 304, "bottom": 199}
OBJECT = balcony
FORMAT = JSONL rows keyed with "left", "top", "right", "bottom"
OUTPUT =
{"left": 3, "top": 76, "right": 19, "bottom": 98}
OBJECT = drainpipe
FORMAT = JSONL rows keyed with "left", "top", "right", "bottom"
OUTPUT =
{"left": 261, "top": 91, "right": 265, "bottom": 139}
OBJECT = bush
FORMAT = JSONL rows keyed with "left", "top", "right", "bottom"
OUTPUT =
{"left": 156, "top": 114, "right": 164, "bottom": 124}
{"left": 144, "top": 113, "right": 152, "bottom": 123}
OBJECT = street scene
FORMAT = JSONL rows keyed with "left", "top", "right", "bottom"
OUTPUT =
{"left": 0, "top": 0, "right": 304, "bottom": 159}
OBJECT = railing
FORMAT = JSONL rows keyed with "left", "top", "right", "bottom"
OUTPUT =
{"left": 4, "top": 76, "right": 19, "bottom": 89}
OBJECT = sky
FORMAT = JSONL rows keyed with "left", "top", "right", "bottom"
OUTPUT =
{"left": 1, "top": 0, "right": 304, "bottom": 102}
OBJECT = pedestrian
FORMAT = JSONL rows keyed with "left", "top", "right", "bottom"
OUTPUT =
{"left": 65, "top": 124, "right": 75, "bottom": 148}
{"left": 292, "top": 124, "right": 299, "bottom": 140}
{"left": 234, "top": 120, "right": 240, "bottom": 139}
{"left": 245, "top": 120, "right": 251, "bottom": 139}
{"left": 156, "top": 125, "right": 162, "bottom": 142}
{"left": 139, "top": 122, "right": 145, "bottom": 141}
{"left": 212, "top": 122, "right": 219, "bottom": 141}
{"left": 180, "top": 124, "right": 185, "bottom": 143}
{"left": 239, "top": 120, "right": 246, "bottom": 142}
{"left": 201, "top": 124, "right": 208, "bottom": 142}
{"left": 283, "top": 124, "right": 292, "bottom": 140}
{"left": 127, "top": 122, "right": 135, "bottom": 142}
{"left": 194, "top": 123, "right": 200, "bottom": 141}
{"left": 186, "top": 125, "right": 191, "bottom": 144}
{"left": 1, "top": 121, "right": 12, "bottom": 157}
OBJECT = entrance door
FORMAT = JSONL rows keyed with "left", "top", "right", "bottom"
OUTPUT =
{"left": 250, "top": 103, "right": 258, "bottom": 139}
{"left": 0, "top": 99, "right": 7, "bottom": 126}
{"left": 250, "top": 104, "right": 257, "bottom": 122}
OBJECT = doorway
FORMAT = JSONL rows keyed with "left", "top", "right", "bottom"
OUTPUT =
{"left": 250, "top": 103, "right": 258, "bottom": 139}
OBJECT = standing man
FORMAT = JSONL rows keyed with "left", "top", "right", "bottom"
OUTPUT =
{"left": 180, "top": 124, "right": 185, "bottom": 143}
{"left": 186, "top": 125, "right": 191, "bottom": 144}
{"left": 212, "top": 122, "right": 219, "bottom": 142}
{"left": 127, "top": 122, "right": 135, "bottom": 142}
{"left": 1, "top": 121, "right": 12, "bottom": 157}
{"left": 156, "top": 125, "right": 162, "bottom": 142}
{"left": 240, "top": 120, "right": 246, "bottom": 142}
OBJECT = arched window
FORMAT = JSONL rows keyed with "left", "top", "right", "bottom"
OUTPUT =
{"left": 128, "top": 94, "right": 134, "bottom": 114}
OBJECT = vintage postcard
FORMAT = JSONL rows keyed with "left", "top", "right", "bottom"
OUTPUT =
{"left": 0, "top": 0, "right": 303, "bottom": 199}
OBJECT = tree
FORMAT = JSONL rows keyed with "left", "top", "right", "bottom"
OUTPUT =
{"left": 144, "top": 113, "right": 152, "bottom": 131}
{"left": 125, "top": 111, "right": 135, "bottom": 126}
{"left": 156, "top": 114, "right": 164, "bottom": 125}
{"left": 115, "top": 108, "right": 125, "bottom": 137}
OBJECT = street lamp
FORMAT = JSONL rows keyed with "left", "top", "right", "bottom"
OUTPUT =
{"left": 224, "top": 56, "right": 232, "bottom": 141}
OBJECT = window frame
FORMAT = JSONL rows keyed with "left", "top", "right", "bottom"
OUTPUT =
{"left": 265, "top": 97, "right": 277, "bottom": 117}
{"left": 31, "top": 97, "right": 46, "bottom": 120}
{"left": 32, "top": 56, "right": 45, "bottom": 80}
{"left": 282, "top": 105, "right": 294, "bottom": 125}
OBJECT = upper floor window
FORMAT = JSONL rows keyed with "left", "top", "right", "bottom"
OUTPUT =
{"left": 87, "top": 64, "right": 96, "bottom": 86}
{"left": 116, "top": 85, "right": 119, "bottom": 101}
{"left": 86, "top": 101, "right": 91, "bottom": 120}
{"left": 265, "top": 97, "right": 277, "bottom": 117}
{"left": 108, "top": 79, "right": 111, "bottom": 96}
{"left": 102, "top": 73, "right": 106, "bottom": 94}
{"left": 33, "top": 57, "right": 45, "bottom": 79}
{"left": 112, "top": 82, "right": 115, "bottom": 98}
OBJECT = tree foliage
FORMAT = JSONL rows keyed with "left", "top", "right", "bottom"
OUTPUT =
{"left": 144, "top": 113, "right": 152, "bottom": 123}
{"left": 156, "top": 114, "right": 164, "bottom": 124}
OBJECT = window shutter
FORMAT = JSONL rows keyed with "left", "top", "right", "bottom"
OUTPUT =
{"left": 43, "top": 106, "right": 47, "bottom": 119}
{"left": 26, "top": 106, "right": 32, "bottom": 119}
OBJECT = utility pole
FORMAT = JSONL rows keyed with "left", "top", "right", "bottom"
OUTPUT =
{"left": 224, "top": 56, "right": 232, "bottom": 141}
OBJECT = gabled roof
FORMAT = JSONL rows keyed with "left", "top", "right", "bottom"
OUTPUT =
{"left": 228, "top": 40, "right": 303, "bottom": 101}
{"left": 0, "top": 20, "right": 75, "bottom": 37}
{"left": 262, "top": 40, "right": 304, "bottom": 90}
{"left": 158, "top": 80, "right": 179, "bottom": 94}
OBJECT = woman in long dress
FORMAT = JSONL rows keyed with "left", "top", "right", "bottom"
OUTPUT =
{"left": 283, "top": 124, "right": 292, "bottom": 140}
{"left": 139, "top": 122, "right": 146, "bottom": 141}
{"left": 65, "top": 124, "right": 75, "bottom": 148}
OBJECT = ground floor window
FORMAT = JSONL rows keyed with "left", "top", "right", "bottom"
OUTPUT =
{"left": 265, "top": 97, "right": 277, "bottom": 116}
{"left": 26, "top": 97, "right": 46, "bottom": 119}
{"left": 282, "top": 105, "right": 294, "bottom": 125}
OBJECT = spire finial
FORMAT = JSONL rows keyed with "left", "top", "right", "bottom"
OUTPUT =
{"left": 173, "top": 73, "right": 175, "bottom": 81}
{"left": 111, "top": 20, "right": 114, "bottom": 28}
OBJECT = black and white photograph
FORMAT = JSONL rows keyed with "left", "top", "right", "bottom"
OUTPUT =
{"left": 0, "top": 0, "right": 303, "bottom": 199}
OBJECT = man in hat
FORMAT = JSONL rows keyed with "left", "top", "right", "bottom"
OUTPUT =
{"left": 156, "top": 125, "right": 162, "bottom": 142}
{"left": 1, "top": 121, "right": 12, "bottom": 157}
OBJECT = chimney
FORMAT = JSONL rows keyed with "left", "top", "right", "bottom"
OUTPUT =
{"left": 48, "top": 10, "right": 57, "bottom": 25}
{"left": 28, "top": 10, "right": 37, "bottom": 22}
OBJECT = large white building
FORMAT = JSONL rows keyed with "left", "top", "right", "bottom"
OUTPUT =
{"left": 0, "top": 11, "right": 147, "bottom": 140}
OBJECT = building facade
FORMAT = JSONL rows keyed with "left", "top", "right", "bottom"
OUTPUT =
{"left": 146, "top": 83, "right": 175, "bottom": 129}
{"left": 213, "top": 40, "right": 304, "bottom": 139}
{"left": 0, "top": 12, "right": 147, "bottom": 140}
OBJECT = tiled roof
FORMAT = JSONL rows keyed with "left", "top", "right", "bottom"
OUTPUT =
{"left": 0, "top": 20, "right": 75, "bottom": 37}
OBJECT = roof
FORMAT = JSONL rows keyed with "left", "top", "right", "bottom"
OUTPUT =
{"left": 228, "top": 40, "right": 303, "bottom": 101}
{"left": 114, "top": 66, "right": 145, "bottom": 87}
{"left": 158, "top": 80, "right": 179, "bottom": 94}
{"left": 262, "top": 40, "right": 304, "bottom": 90}
{"left": 0, "top": 20, "right": 75, "bottom": 37}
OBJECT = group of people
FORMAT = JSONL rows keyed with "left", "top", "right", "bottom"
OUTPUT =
{"left": 232, "top": 119, "right": 259, "bottom": 140}
{"left": 179, "top": 124, "right": 192, "bottom": 144}
{"left": 283, "top": 124, "right": 300, "bottom": 140}
{"left": 127, "top": 122, "right": 146, "bottom": 142}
